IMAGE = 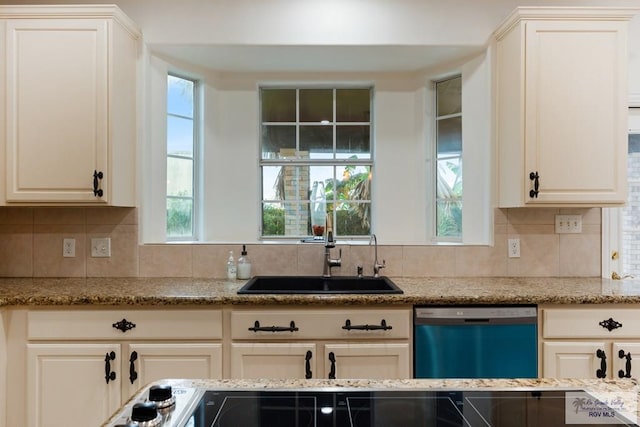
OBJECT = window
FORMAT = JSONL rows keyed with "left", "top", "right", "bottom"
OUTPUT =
{"left": 166, "top": 75, "right": 197, "bottom": 240}
{"left": 622, "top": 129, "right": 640, "bottom": 275}
{"left": 435, "top": 76, "right": 462, "bottom": 239}
{"left": 260, "top": 87, "right": 372, "bottom": 239}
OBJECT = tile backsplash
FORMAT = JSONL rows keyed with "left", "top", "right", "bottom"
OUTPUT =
{"left": 0, "top": 207, "right": 601, "bottom": 278}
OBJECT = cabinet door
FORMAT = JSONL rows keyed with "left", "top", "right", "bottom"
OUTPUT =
{"left": 230, "top": 343, "right": 316, "bottom": 379}
{"left": 125, "top": 343, "right": 222, "bottom": 398}
{"left": 524, "top": 20, "right": 627, "bottom": 204}
{"left": 542, "top": 341, "right": 606, "bottom": 379}
{"left": 27, "top": 343, "right": 121, "bottom": 427}
{"left": 612, "top": 342, "right": 640, "bottom": 380}
{"left": 324, "top": 343, "right": 411, "bottom": 380}
{"left": 5, "top": 18, "right": 108, "bottom": 203}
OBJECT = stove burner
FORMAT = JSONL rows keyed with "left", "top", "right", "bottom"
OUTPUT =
{"left": 211, "top": 394, "right": 316, "bottom": 427}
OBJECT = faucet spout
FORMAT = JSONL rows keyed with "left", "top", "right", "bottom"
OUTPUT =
{"left": 322, "top": 231, "right": 341, "bottom": 278}
{"left": 370, "top": 234, "right": 386, "bottom": 277}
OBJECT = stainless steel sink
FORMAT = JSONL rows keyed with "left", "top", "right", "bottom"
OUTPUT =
{"left": 237, "top": 276, "right": 403, "bottom": 294}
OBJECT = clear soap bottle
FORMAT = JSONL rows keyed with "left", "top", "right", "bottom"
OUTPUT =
{"left": 237, "top": 245, "right": 252, "bottom": 280}
{"left": 226, "top": 251, "right": 237, "bottom": 280}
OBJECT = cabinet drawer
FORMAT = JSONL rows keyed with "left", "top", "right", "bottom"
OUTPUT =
{"left": 231, "top": 308, "right": 410, "bottom": 340}
{"left": 542, "top": 308, "right": 640, "bottom": 338}
{"left": 28, "top": 309, "right": 222, "bottom": 340}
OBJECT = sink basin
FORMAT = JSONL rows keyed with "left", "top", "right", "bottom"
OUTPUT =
{"left": 237, "top": 276, "right": 403, "bottom": 294}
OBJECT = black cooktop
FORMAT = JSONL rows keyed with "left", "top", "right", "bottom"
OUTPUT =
{"left": 184, "top": 389, "right": 638, "bottom": 427}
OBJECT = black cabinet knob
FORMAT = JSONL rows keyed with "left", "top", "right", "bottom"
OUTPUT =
{"left": 131, "top": 402, "right": 159, "bottom": 422}
{"left": 148, "top": 384, "right": 176, "bottom": 409}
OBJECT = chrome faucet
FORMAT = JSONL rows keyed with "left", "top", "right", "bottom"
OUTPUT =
{"left": 370, "top": 234, "right": 386, "bottom": 277}
{"left": 323, "top": 231, "right": 342, "bottom": 278}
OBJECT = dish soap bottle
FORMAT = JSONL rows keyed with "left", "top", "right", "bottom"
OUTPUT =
{"left": 226, "top": 251, "right": 237, "bottom": 280}
{"left": 237, "top": 245, "right": 252, "bottom": 279}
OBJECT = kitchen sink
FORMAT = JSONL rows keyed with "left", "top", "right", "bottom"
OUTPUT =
{"left": 237, "top": 275, "right": 403, "bottom": 294}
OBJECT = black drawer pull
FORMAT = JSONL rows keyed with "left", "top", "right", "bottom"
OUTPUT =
{"left": 342, "top": 319, "right": 392, "bottom": 331}
{"left": 596, "top": 349, "right": 607, "bottom": 379}
{"left": 248, "top": 320, "right": 299, "bottom": 333}
{"left": 112, "top": 318, "right": 136, "bottom": 333}
{"left": 599, "top": 318, "right": 622, "bottom": 332}
{"left": 618, "top": 350, "right": 632, "bottom": 379}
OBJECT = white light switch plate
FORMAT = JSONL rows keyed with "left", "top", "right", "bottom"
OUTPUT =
{"left": 91, "top": 238, "right": 111, "bottom": 257}
{"left": 555, "top": 215, "right": 582, "bottom": 234}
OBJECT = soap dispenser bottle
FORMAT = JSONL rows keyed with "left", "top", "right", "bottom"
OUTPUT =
{"left": 226, "top": 251, "right": 237, "bottom": 280}
{"left": 237, "top": 245, "right": 252, "bottom": 280}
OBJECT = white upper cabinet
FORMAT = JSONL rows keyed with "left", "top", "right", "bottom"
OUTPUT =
{"left": 0, "top": 5, "right": 140, "bottom": 205}
{"left": 495, "top": 8, "right": 636, "bottom": 207}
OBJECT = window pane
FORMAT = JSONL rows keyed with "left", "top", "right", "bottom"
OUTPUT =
{"left": 337, "top": 125, "right": 370, "bottom": 159}
{"left": 300, "top": 89, "right": 332, "bottom": 122}
{"left": 334, "top": 201, "right": 370, "bottom": 236}
{"left": 436, "top": 158, "right": 462, "bottom": 199}
{"left": 436, "top": 200, "right": 462, "bottom": 238}
{"left": 167, "top": 198, "right": 193, "bottom": 237}
{"left": 437, "top": 117, "right": 462, "bottom": 156}
{"left": 167, "top": 157, "right": 193, "bottom": 197}
{"left": 262, "top": 89, "right": 296, "bottom": 122}
{"left": 167, "top": 116, "right": 194, "bottom": 157}
{"left": 336, "top": 165, "right": 371, "bottom": 202}
{"left": 262, "top": 125, "right": 295, "bottom": 158}
{"left": 300, "top": 125, "right": 333, "bottom": 158}
{"left": 168, "top": 75, "right": 193, "bottom": 118}
{"left": 436, "top": 76, "right": 461, "bottom": 116}
{"left": 262, "top": 202, "right": 285, "bottom": 236}
{"left": 263, "top": 165, "right": 310, "bottom": 201}
{"left": 337, "top": 89, "right": 370, "bottom": 122}
{"left": 262, "top": 201, "right": 308, "bottom": 237}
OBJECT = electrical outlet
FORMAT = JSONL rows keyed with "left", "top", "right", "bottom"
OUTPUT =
{"left": 508, "top": 238, "right": 521, "bottom": 258}
{"left": 555, "top": 215, "right": 582, "bottom": 234}
{"left": 91, "top": 238, "right": 111, "bottom": 257}
{"left": 63, "top": 238, "right": 75, "bottom": 258}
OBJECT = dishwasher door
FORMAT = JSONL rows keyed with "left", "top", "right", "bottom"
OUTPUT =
{"left": 414, "top": 306, "right": 537, "bottom": 378}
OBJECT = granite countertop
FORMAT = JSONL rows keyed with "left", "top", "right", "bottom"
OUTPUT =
{"left": 2, "top": 276, "right": 640, "bottom": 307}
{"left": 105, "top": 377, "right": 640, "bottom": 426}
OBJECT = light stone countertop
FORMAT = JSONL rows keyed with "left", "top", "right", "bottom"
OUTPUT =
{"left": 1, "top": 276, "right": 640, "bottom": 307}
{"left": 104, "top": 377, "right": 640, "bottom": 426}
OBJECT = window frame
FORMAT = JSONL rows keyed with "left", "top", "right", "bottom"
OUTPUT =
{"left": 433, "top": 75, "right": 463, "bottom": 242}
{"left": 258, "top": 85, "right": 374, "bottom": 240}
{"left": 166, "top": 73, "right": 199, "bottom": 242}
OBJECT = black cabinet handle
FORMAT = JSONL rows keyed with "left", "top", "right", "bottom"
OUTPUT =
{"left": 328, "top": 352, "right": 336, "bottom": 379}
{"left": 112, "top": 318, "right": 136, "bottom": 333}
{"left": 596, "top": 349, "right": 607, "bottom": 379}
{"left": 529, "top": 172, "right": 539, "bottom": 198}
{"left": 248, "top": 320, "right": 299, "bottom": 333}
{"left": 599, "top": 318, "right": 622, "bottom": 332}
{"left": 342, "top": 319, "right": 392, "bottom": 331}
{"left": 305, "top": 350, "right": 312, "bottom": 379}
{"left": 104, "top": 351, "right": 116, "bottom": 384}
{"left": 618, "top": 349, "right": 632, "bottom": 378}
{"left": 129, "top": 351, "right": 138, "bottom": 384}
{"left": 93, "top": 170, "right": 104, "bottom": 197}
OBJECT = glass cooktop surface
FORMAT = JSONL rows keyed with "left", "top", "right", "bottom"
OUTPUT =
{"left": 183, "top": 389, "right": 638, "bottom": 427}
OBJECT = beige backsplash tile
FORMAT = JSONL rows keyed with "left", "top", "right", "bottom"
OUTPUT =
{"left": 86, "top": 207, "right": 138, "bottom": 225}
{"left": 193, "top": 245, "right": 244, "bottom": 278}
{"left": 559, "top": 233, "right": 601, "bottom": 277}
{"left": 34, "top": 207, "right": 85, "bottom": 225}
{"left": 455, "top": 238, "right": 508, "bottom": 277}
{"left": 33, "top": 224, "right": 86, "bottom": 277}
{"left": 0, "top": 224, "right": 33, "bottom": 277}
{"left": 402, "top": 246, "right": 456, "bottom": 277}
{"left": 507, "top": 234, "right": 559, "bottom": 276}
{"left": 252, "top": 244, "right": 299, "bottom": 276}
{"left": 86, "top": 224, "right": 139, "bottom": 277}
{"left": 139, "top": 244, "right": 192, "bottom": 277}
{"left": 0, "top": 207, "right": 33, "bottom": 224}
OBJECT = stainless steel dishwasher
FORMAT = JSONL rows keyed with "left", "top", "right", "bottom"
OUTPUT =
{"left": 414, "top": 306, "right": 537, "bottom": 378}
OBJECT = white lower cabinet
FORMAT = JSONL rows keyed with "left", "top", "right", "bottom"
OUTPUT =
{"left": 24, "top": 309, "right": 223, "bottom": 427}
{"left": 540, "top": 305, "right": 640, "bottom": 379}
{"left": 229, "top": 307, "right": 412, "bottom": 380}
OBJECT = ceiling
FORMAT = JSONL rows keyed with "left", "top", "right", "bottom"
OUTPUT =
{"left": 149, "top": 44, "right": 485, "bottom": 73}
